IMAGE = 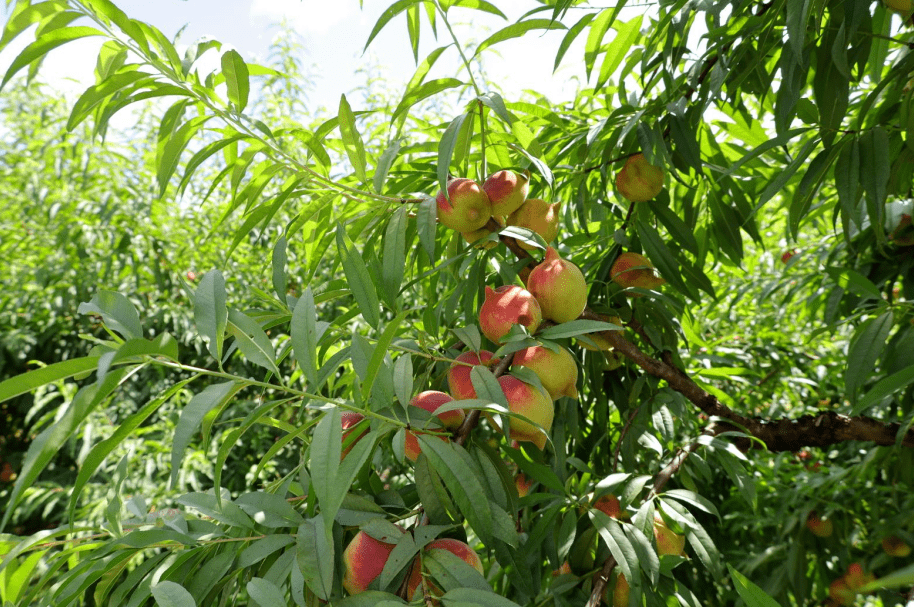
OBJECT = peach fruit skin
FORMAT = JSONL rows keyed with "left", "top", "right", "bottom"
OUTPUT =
{"left": 435, "top": 178, "right": 492, "bottom": 233}
{"left": 592, "top": 494, "right": 622, "bottom": 519}
{"left": 653, "top": 513, "right": 685, "bottom": 556}
{"left": 448, "top": 350, "right": 498, "bottom": 400}
{"left": 341, "top": 412, "right": 368, "bottom": 458}
{"left": 882, "top": 535, "right": 912, "bottom": 557}
{"left": 507, "top": 198, "right": 561, "bottom": 251}
{"left": 483, "top": 170, "right": 529, "bottom": 217}
{"left": 511, "top": 345, "right": 579, "bottom": 400}
{"left": 478, "top": 285, "right": 543, "bottom": 344}
{"left": 342, "top": 529, "right": 399, "bottom": 595}
{"left": 615, "top": 153, "right": 664, "bottom": 202}
{"left": 406, "top": 538, "right": 484, "bottom": 600}
{"left": 404, "top": 391, "right": 459, "bottom": 462}
{"left": 488, "top": 375, "right": 554, "bottom": 449}
{"left": 610, "top": 252, "right": 666, "bottom": 291}
{"left": 526, "top": 246, "right": 588, "bottom": 324}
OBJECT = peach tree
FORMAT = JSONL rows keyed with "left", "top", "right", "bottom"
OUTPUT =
{"left": 1, "top": 0, "right": 914, "bottom": 606}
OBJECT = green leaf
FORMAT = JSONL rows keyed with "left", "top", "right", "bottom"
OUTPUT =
{"left": 246, "top": 578, "right": 286, "bottom": 607}
{"left": 194, "top": 269, "right": 228, "bottom": 364}
{"left": 176, "top": 492, "right": 255, "bottom": 529}
{"left": 69, "top": 378, "right": 195, "bottom": 525}
{"left": 417, "top": 195, "right": 437, "bottom": 259}
{"left": 151, "top": 581, "right": 196, "bottom": 607}
{"left": 438, "top": 112, "right": 470, "bottom": 194}
{"left": 554, "top": 12, "right": 595, "bottom": 72}
{"left": 226, "top": 309, "right": 281, "bottom": 376}
{"left": 538, "top": 320, "right": 622, "bottom": 340}
{"left": 221, "top": 49, "right": 249, "bottom": 111}
{"left": 156, "top": 114, "right": 214, "bottom": 197}
{"left": 474, "top": 19, "right": 566, "bottom": 58}
{"left": 238, "top": 535, "right": 296, "bottom": 569}
{"left": 0, "top": 356, "right": 100, "bottom": 404}
{"left": 418, "top": 436, "right": 493, "bottom": 542}
{"left": 170, "top": 381, "right": 240, "bottom": 489}
{"left": 392, "top": 78, "right": 464, "bottom": 126}
{"left": 335, "top": 592, "right": 407, "bottom": 606}
{"left": 309, "top": 407, "right": 342, "bottom": 526}
{"left": 439, "top": 587, "right": 524, "bottom": 606}
{"left": 291, "top": 287, "right": 321, "bottom": 387}
{"left": 272, "top": 236, "right": 288, "bottom": 303}
{"left": 594, "top": 16, "right": 642, "bottom": 91}
{"left": 1, "top": 26, "right": 104, "bottom": 90}
{"left": 78, "top": 290, "right": 143, "bottom": 340}
{"left": 0, "top": 1, "right": 69, "bottom": 51}
{"left": 859, "top": 562, "right": 914, "bottom": 591}
{"left": 364, "top": 312, "right": 408, "bottom": 401}
{"left": 336, "top": 224, "right": 381, "bottom": 329}
{"left": 846, "top": 311, "right": 894, "bottom": 402}
{"left": 727, "top": 565, "right": 783, "bottom": 607}
{"left": 589, "top": 511, "right": 636, "bottom": 583}
{"left": 364, "top": 0, "right": 427, "bottom": 51}
{"left": 854, "top": 363, "right": 914, "bottom": 415}
{"left": 296, "top": 515, "right": 334, "bottom": 600}
{"left": 374, "top": 138, "right": 402, "bottom": 193}
{"left": 382, "top": 207, "right": 408, "bottom": 307}
{"left": 635, "top": 220, "right": 698, "bottom": 300}
{"left": 338, "top": 94, "right": 368, "bottom": 184}
{"left": 451, "top": 0, "right": 507, "bottom": 19}
{"left": 2, "top": 368, "right": 128, "bottom": 532}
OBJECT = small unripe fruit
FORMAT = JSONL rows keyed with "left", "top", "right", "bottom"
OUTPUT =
{"left": 780, "top": 249, "right": 797, "bottom": 264}
{"left": 483, "top": 170, "right": 529, "bottom": 216}
{"left": 436, "top": 178, "right": 492, "bottom": 233}
{"left": 806, "top": 512, "right": 833, "bottom": 538}
{"left": 406, "top": 538, "right": 484, "bottom": 601}
{"left": 341, "top": 412, "right": 368, "bottom": 459}
{"left": 615, "top": 153, "right": 664, "bottom": 202}
{"left": 342, "top": 529, "right": 400, "bottom": 595}
{"left": 515, "top": 472, "right": 534, "bottom": 497}
{"left": 653, "top": 513, "right": 685, "bottom": 556}
{"left": 511, "top": 345, "right": 578, "bottom": 400}
{"left": 506, "top": 198, "right": 561, "bottom": 251}
{"left": 527, "top": 247, "right": 588, "bottom": 323}
{"left": 882, "top": 535, "right": 912, "bottom": 557}
{"left": 479, "top": 285, "right": 542, "bottom": 344}
{"left": 885, "top": 0, "right": 914, "bottom": 18}
{"left": 448, "top": 351, "right": 498, "bottom": 400}
{"left": 404, "top": 391, "right": 461, "bottom": 462}
{"left": 610, "top": 252, "right": 666, "bottom": 292}
{"left": 487, "top": 376, "right": 554, "bottom": 449}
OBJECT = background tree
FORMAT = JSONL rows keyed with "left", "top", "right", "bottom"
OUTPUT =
{"left": 1, "top": 1, "right": 913, "bottom": 606}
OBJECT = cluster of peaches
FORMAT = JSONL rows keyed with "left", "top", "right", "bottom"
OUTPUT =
{"left": 335, "top": 157, "right": 669, "bottom": 601}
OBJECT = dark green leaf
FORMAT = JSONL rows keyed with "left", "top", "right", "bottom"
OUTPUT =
{"left": 336, "top": 224, "right": 381, "bottom": 329}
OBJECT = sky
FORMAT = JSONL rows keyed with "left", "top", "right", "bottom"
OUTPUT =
{"left": 0, "top": 1, "right": 598, "bottom": 116}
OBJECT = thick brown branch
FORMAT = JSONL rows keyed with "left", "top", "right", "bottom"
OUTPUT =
{"left": 580, "top": 310, "right": 914, "bottom": 450}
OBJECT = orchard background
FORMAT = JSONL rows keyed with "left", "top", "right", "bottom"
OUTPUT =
{"left": 1, "top": 0, "right": 914, "bottom": 605}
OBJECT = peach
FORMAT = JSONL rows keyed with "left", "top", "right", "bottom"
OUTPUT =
{"left": 515, "top": 472, "right": 534, "bottom": 498}
{"left": 478, "top": 285, "right": 542, "bottom": 344}
{"left": 552, "top": 561, "right": 572, "bottom": 576}
{"left": 406, "top": 538, "right": 484, "bottom": 601}
{"left": 613, "top": 572, "right": 630, "bottom": 607}
{"left": 403, "top": 391, "right": 460, "bottom": 463}
{"left": 806, "top": 511, "right": 833, "bottom": 538}
{"left": 511, "top": 345, "right": 578, "bottom": 400}
{"left": 882, "top": 535, "right": 912, "bottom": 557}
{"left": 780, "top": 249, "right": 798, "bottom": 264}
{"left": 844, "top": 563, "right": 875, "bottom": 590}
{"left": 486, "top": 376, "right": 554, "bottom": 449}
{"left": 615, "top": 153, "right": 664, "bottom": 202}
{"left": 653, "top": 513, "right": 685, "bottom": 556}
{"left": 890, "top": 214, "right": 914, "bottom": 246}
{"left": 342, "top": 529, "right": 401, "bottom": 595}
{"left": 526, "top": 247, "right": 588, "bottom": 323}
{"left": 610, "top": 252, "right": 666, "bottom": 292}
{"left": 592, "top": 494, "right": 622, "bottom": 519}
{"left": 885, "top": 0, "right": 914, "bottom": 18}
{"left": 829, "top": 579, "right": 855, "bottom": 606}
{"left": 506, "top": 198, "right": 561, "bottom": 251}
{"left": 436, "top": 178, "right": 492, "bottom": 233}
{"left": 448, "top": 350, "right": 498, "bottom": 400}
{"left": 483, "top": 170, "right": 529, "bottom": 217}
{"left": 341, "top": 412, "right": 368, "bottom": 459}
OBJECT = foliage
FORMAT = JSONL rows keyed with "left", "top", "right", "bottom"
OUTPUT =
{"left": 1, "top": 0, "right": 914, "bottom": 606}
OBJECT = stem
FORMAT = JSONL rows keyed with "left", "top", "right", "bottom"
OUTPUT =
{"left": 436, "top": 2, "right": 483, "bottom": 97}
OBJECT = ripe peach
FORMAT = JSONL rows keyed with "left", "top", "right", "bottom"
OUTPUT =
{"left": 882, "top": 535, "right": 912, "bottom": 557}
{"left": 653, "top": 513, "right": 685, "bottom": 556}
{"left": 486, "top": 376, "right": 554, "bottom": 449}
{"left": 478, "top": 285, "right": 542, "bottom": 344}
{"left": 828, "top": 578, "right": 855, "bottom": 606}
{"left": 448, "top": 350, "right": 498, "bottom": 400}
{"left": 515, "top": 472, "right": 534, "bottom": 498}
{"left": 527, "top": 247, "right": 588, "bottom": 323}
{"left": 436, "top": 178, "right": 492, "bottom": 233}
{"left": 844, "top": 563, "right": 875, "bottom": 590}
{"left": 552, "top": 561, "right": 572, "bottom": 576}
{"left": 341, "top": 412, "right": 368, "bottom": 459}
{"left": 610, "top": 252, "right": 666, "bottom": 292}
{"left": 483, "top": 170, "right": 529, "bottom": 217}
{"left": 506, "top": 198, "right": 561, "bottom": 251}
{"left": 615, "top": 153, "right": 664, "bottom": 202}
{"left": 592, "top": 494, "right": 622, "bottom": 519}
{"left": 613, "top": 572, "right": 630, "bottom": 607}
{"left": 511, "top": 345, "right": 578, "bottom": 400}
{"left": 342, "top": 529, "right": 401, "bottom": 595}
{"left": 406, "top": 538, "right": 484, "bottom": 600}
{"left": 403, "top": 391, "right": 460, "bottom": 463}
{"left": 806, "top": 511, "right": 833, "bottom": 538}
{"left": 780, "top": 249, "right": 797, "bottom": 264}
